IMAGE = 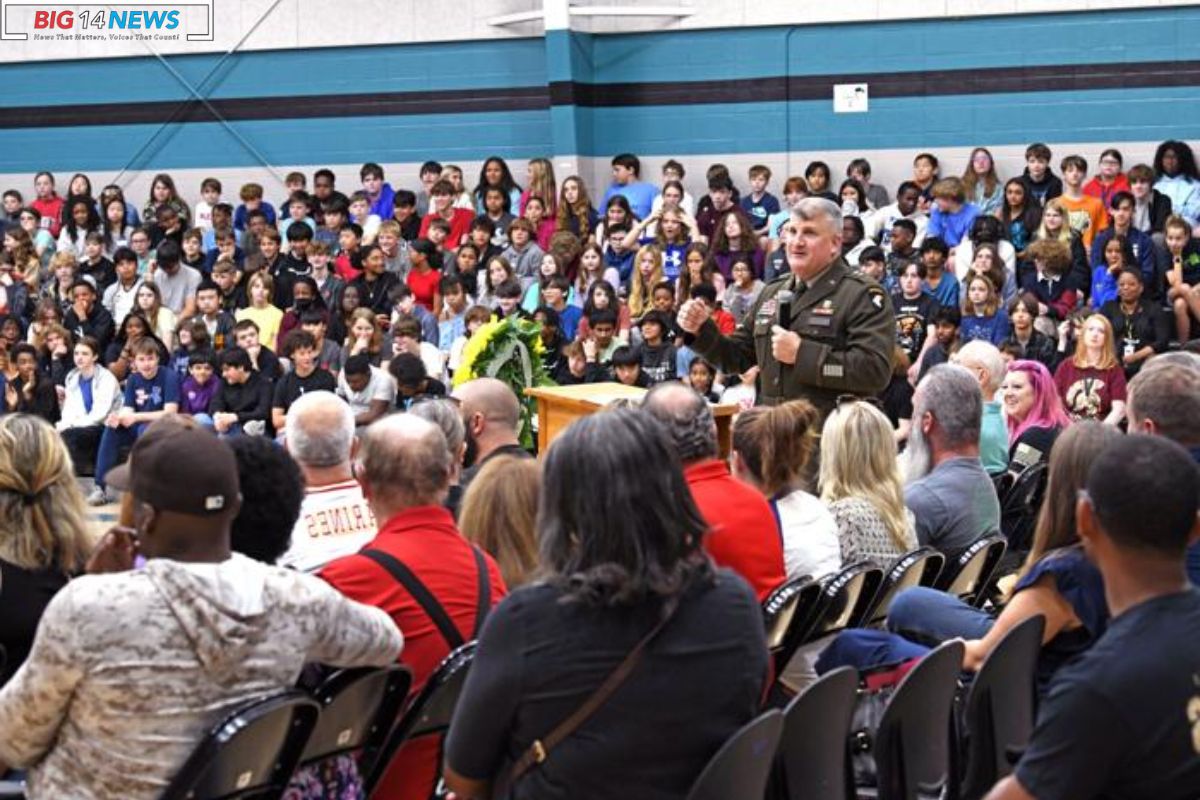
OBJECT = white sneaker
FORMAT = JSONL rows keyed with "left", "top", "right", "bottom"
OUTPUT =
{"left": 86, "top": 486, "right": 113, "bottom": 506}
{"left": 243, "top": 420, "right": 266, "bottom": 437}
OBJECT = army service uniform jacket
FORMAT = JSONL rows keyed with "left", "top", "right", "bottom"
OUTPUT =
{"left": 692, "top": 257, "right": 894, "bottom": 418}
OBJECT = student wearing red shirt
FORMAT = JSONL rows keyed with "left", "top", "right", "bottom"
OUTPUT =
{"left": 405, "top": 238, "right": 442, "bottom": 314}
{"left": 643, "top": 383, "right": 786, "bottom": 600}
{"left": 321, "top": 413, "right": 506, "bottom": 800}
{"left": 689, "top": 283, "right": 735, "bottom": 334}
{"left": 31, "top": 171, "right": 65, "bottom": 239}
{"left": 419, "top": 180, "right": 474, "bottom": 251}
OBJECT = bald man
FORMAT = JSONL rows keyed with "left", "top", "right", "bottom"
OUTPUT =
{"left": 280, "top": 390, "right": 376, "bottom": 572}
{"left": 321, "top": 414, "right": 507, "bottom": 800}
{"left": 643, "top": 383, "right": 785, "bottom": 600}
{"left": 452, "top": 376, "right": 531, "bottom": 488}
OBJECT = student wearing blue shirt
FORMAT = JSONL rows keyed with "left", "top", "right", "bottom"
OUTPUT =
{"left": 360, "top": 162, "right": 396, "bottom": 221}
{"left": 740, "top": 165, "right": 780, "bottom": 236}
{"left": 600, "top": 153, "right": 659, "bottom": 221}
{"left": 960, "top": 274, "right": 1009, "bottom": 346}
{"left": 88, "top": 336, "right": 180, "bottom": 504}
{"left": 926, "top": 177, "right": 981, "bottom": 249}
{"left": 920, "top": 237, "right": 961, "bottom": 310}
{"left": 232, "top": 183, "right": 276, "bottom": 233}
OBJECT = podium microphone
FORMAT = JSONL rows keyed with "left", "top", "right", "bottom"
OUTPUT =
{"left": 776, "top": 289, "right": 795, "bottom": 327}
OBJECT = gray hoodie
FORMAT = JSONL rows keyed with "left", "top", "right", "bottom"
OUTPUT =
{"left": 0, "top": 553, "right": 402, "bottom": 800}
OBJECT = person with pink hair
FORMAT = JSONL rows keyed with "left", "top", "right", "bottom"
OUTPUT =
{"left": 1001, "top": 359, "right": 1072, "bottom": 470}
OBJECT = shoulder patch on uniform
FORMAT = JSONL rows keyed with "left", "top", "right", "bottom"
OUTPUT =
{"left": 868, "top": 286, "right": 886, "bottom": 310}
{"left": 823, "top": 364, "right": 845, "bottom": 378}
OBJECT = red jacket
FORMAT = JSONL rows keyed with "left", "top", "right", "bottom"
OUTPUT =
{"left": 321, "top": 505, "right": 507, "bottom": 800}
{"left": 684, "top": 459, "right": 785, "bottom": 600}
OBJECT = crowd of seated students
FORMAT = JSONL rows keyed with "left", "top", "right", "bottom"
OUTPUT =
{"left": 0, "top": 142, "right": 1196, "bottom": 797}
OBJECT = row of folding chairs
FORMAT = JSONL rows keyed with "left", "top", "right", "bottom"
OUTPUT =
{"left": 151, "top": 641, "right": 478, "bottom": 800}
{"left": 763, "top": 535, "right": 1010, "bottom": 680}
{"left": 688, "top": 615, "right": 1045, "bottom": 800}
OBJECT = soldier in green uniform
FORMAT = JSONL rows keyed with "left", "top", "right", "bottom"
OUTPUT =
{"left": 678, "top": 198, "right": 894, "bottom": 419}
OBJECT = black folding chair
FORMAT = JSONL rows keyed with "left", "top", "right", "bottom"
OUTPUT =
{"left": 763, "top": 575, "right": 823, "bottom": 676}
{"left": 364, "top": 642, "right": 477, "bottom": 799}
{"left": 958, "top": 615, "right": 1045, "bottom": 800}
{"left": 300, "top": 665, "right": 413, "bottom": 783}
{"left": 861, "top": 549, "right": 945, "bottom": 628}
{"left": 997, "top": 462, "right": 1048, "bottom": 554}
{"left": 936, "top": 534, "right": 1007, "bottom": 608}
{"left": 777, "top": 666, "right": 858, "bottom": 800}
{"left": 801, "top": 563, "right": 885, "bottom": 645}
{"left": 686, "top": 710, "right": 784, "bottom": 800}
{"left": 871, "top": 641, "right": 964, "bottom": 800}
{"left": 160, "top": 690, "right": 320, "bottom": 800}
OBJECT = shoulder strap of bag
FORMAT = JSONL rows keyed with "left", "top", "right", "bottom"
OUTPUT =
{"left": 361, "top": 549, "right": 464, "bottom": 651}
{"left": 472, "top": 545, "right": 490, "bottom": 638}
{"left": 508, "top": 595, "right": 681, "bottom": 785}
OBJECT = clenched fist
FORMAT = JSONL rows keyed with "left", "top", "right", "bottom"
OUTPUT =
{"left": 677, "top": 299, "right": 711, "bottom": 334}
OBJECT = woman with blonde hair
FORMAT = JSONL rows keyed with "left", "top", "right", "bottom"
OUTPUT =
{"left": 458, "top": 455, "right": 540, "bottom": 589}
{"left": 340, "top": 307, "right": 393, "bottom": 369}
{"left": 732, "top": 400, "right": 841, "bottom": 580}
{"left": 627, "top": 243, "right": 664, "bottom": 319}
{"left": 520, "top": 158, "right": 557, "bottom": 217}
{"left": 819, "top": 400, "right": 917, "bottom": 567}
{"left": 0, "top": 413, "right": 93, "bottom": 685}
{"left": 1053, "top": 313, "right": 1127, "bottom": 424}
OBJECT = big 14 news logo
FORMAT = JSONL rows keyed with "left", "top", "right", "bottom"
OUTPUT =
{"left": 32, "top": 8, "right": 181, "bottom": 30}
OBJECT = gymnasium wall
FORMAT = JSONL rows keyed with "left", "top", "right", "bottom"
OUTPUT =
{"left": 0, "top": 3, "right": 1194, "bottom": 207}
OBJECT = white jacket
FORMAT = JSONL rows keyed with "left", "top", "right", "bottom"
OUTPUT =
{"left": 57, "top": 366, "right": 121, "bottom": 431}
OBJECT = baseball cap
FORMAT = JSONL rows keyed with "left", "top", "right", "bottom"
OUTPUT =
{"left": 106, "top": 418, "right": 240, "bottom": 516}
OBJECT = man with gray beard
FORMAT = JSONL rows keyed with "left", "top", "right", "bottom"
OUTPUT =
{"left": 901, "top": 364, "right": 1001, "bottom": 562}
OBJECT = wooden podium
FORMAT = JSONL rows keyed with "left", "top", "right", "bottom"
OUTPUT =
{"left": 525, "top": 383, "right": 738, "bottom": 457}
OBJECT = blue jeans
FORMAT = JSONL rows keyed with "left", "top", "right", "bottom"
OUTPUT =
{"left": 94, "top": 422, "right": 150, "bottom": 489}
{"left": 816, "top": 587, "right": 995, "bottom": 675}
{"left": 886, "top": 587, "right": 995, "bottom": 646}
{"left": 816, "top": 629, "right": 930, "bottom": 675}
{"left": 193, "top": 414, "right": 242, "bottom": 437}
{"left": 1187, "top": 542, "right": 1200, "bottom": 587}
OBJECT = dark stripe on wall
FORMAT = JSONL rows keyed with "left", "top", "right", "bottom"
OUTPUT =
{"left": 553, "top": 58, "right": 1200, "bottom": 107}
{"left": 0, "top": 57, "right": 1195, "bottom": 130}
{"left": 0, "top": 86, "right": 549, "bottom": 129}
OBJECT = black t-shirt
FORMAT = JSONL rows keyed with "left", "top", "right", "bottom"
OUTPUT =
{"left": 0, "top": 559, "right": 70, "bottom": 687}
{"left": 272, "top": 367, "right": 337, "bottom": 411}
{"left": 880, "top": 373, "right": 914, "bottom": 429}
{"left": 891, "top": 292, "right": 939, "bottom": 362}
{"left": 444, "top": 570, "right": 768, "bottom": 800}
{"left": 1015, "top": 589, "right": 1200, "bottom": 800}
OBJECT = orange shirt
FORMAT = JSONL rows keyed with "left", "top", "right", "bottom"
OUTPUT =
{"left": 1056, "top": 194, "right": 1109, "bottom": 249}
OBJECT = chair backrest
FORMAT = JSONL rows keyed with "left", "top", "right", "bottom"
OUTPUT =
{"left": 160, "top": 691, "right": 321, "bottom": 800}
{"left": 938, "top": 533, "right": 1007, "bottom": 607}
{"left": 873, "top": 640, "right": 965, "bottom": 800}
{"left": 863, "top": 549, "right": 946, "bottom": 628}
{"left": 998, "top": 463, "right": 1048, "bottom": 553}
{"left": 686, "top": 710, "right": 784, "bottom": 800}
{"left": 778, "top": 667, "right": 858, "bottom": 800}
{"left": 959, "top": 615, "right": 1045, "bottom": 800}
{"left": 364, "top": 642, "right": 477, "bottom": 797}
{"left": 300, "top": 665, "right": 413, "bottom": 774}
{"left": 762, "top": 576, "right": 823, "bottom": 674}
{"left": 803, "top": 563, "right": 884, "bottom": 642}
